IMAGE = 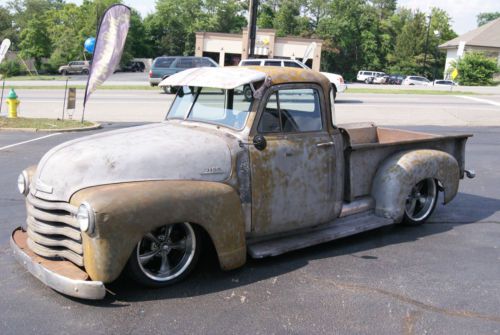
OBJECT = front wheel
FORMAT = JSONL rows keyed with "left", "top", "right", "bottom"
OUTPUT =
{"left": 127, "top": 222, "right": 201, "bottom": 287}
{"left": 402, "top": 178, "right": 438, "bottom": 225}
{"left": 243, "top": 85, "right": 253, "bottom": 101}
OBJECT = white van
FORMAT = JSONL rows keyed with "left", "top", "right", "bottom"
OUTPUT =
{"left": 357, "top": 70, "right": 385, "bottom": 83}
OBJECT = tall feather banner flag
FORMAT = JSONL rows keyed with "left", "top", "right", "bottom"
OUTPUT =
{"left": 83, "top": 4, "right": 131, "bottom": 121}
{"left": 0, "top": 39, "right": 11, "bottom": 65}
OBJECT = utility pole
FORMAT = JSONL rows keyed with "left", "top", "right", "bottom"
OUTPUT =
{"left": 423, "top": 14, "right": 432, "bottom": 77}
{"left": 248, "top": 0, "right": 259, "bottom": 58}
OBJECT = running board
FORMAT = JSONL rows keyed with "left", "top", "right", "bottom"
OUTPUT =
{"left": 248, "top": 213, "right": 393, "bottom": 259}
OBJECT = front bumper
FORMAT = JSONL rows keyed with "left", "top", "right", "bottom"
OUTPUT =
{"left": 10, "top": 227, "right": 106, "bottom": 300}
{"left": 149, "top": 77, "right": 162, "bottom": 85}
{"left": 337, "top": 83, "right": 347, "bottom": 93}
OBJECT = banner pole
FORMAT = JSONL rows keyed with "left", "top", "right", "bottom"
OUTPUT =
{"left": 81, "top": 104, "right": 86, "bottom": 123}
{"left": 62, "top": 78, "right": 68, "bottom": 120}
{"left": 0, "top": 79, "right": 5, "bottom": 115}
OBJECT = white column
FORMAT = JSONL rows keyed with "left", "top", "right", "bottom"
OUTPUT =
{"left": 219, "top": 50, "right": 225, "bottom": 67}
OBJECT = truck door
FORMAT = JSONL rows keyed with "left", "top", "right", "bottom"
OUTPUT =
{"left": 249, "top": 84, "right": 337, "bottom": 235}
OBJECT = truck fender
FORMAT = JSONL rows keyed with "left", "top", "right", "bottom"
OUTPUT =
{"left": 371, "top": 149, "right": 460, "bottom": 222}
{"left": 70, "top": 180, "right": 246, "bottom": 283}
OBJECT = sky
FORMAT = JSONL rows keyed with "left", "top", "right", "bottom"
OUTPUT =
{"left": 1, "top": 0, "right": 499, "bottom": 35}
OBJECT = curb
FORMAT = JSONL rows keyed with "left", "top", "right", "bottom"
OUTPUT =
{"left": 0, "top": 122, "right": 101, "bottom": 133}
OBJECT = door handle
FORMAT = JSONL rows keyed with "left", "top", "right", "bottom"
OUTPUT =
{"left": 316, "top": 142, "right": 334, "bottom": 148}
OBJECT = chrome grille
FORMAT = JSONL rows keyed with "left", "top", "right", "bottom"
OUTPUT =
{"left": 26, "top": 194, "right": 83, "bottom": 266}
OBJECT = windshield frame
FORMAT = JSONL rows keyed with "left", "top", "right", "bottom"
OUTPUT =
{"left": 166, "top": 86, "right": 254, "bottom": 131}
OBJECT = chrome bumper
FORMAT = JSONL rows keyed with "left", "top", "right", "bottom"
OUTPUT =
{"left": 10, "top": 228, "right": 106, "bottom": 300}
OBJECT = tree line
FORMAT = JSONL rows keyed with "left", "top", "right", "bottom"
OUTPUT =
{"left": 0, "top": 0, "right": 499, "bottom": 80}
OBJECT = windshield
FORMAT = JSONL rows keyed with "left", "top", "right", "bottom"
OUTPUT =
{"left": 166, "top": 85, "right": 253, "bottom": 130}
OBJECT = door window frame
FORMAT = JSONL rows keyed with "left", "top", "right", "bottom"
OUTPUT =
{"left": 251, "top": 83, "right": 328, "bottom": 137}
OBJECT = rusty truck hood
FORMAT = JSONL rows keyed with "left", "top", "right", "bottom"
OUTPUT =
{"left": 32, "top": 123, "right": 233, "bottom": 201}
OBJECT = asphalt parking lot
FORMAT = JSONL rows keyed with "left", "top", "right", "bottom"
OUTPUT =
{"left": 1, "top": 122, "right": 499, "bottom": 334}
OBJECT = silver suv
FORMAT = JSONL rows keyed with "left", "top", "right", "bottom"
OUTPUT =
{"left": 58, "top": 61, "right": 90, "bottom": 76}
{"left": 402, "top": 76, "right": 431, "bottom": 86}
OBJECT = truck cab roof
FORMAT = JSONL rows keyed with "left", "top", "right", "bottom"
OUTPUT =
{"left": 159, "top": 66, "right": 331, "bottom": 93}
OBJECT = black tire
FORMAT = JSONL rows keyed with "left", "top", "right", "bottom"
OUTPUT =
{"left": 331, "top": 84, "right": 337, "bottom": 101}
{"left": 365, "top": 78, "right": 371, "bottom": 84}
{"left": 243, "top": 85, "right": 253, "bottom": 101}
{"left": 61, "top": 70, "right": 67, "bottom": 76}
{"left": 127, "top": 222, "right": 202, "bottom": 287}
{"left": 82, "top": 69, "right": 89, "bottom": 75}
{"left": 402, "top": 178, "right": 438, "bottom": 225}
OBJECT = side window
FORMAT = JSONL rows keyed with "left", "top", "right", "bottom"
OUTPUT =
{"left": 264, "top": 60, "right": 282, "bottom": 67}
{"left": 279, "top": 88, "right": 322, "bottom": 132}
{"left": 258, "top": 88, "right": 323, "bottom": 133}
{"left": 176, "top": 58, "right": 195, "bottom": 68}
{"left": 284, "top": 61, "right": 303, "bottom": 68}
{"left": 155, "top": 58, "right": 175, "bottom": 68}
{"left": 258, "top": 93, "right": 281, "bottom": 133}
{"left": 242, "top": 61, "right": 262, "bottom": 66}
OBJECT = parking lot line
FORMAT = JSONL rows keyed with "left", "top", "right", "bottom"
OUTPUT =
{"left": 455, "top": 95, "right": 500, "bottom": 107}
{"left": 0, "top": 133, "right": 61, "bottom": 151}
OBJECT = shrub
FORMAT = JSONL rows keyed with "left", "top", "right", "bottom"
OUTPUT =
{"left": 0, "top": 59, "right": 22, "bottom": 78}
{"left": 455, "top": 52, "right": 499, "bottom": 86}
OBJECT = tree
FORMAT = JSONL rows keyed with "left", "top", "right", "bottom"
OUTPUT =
{"left": 477, "top": 12, "right": 500, "bottom": 26}
{"left": 0, "top": 6, "right": 16, "bottom": 43}
{"left": 18, "top": 17, "right": 51, "bottom": 69}
{"left": 454, "top": 52, "right": 499, "bottom": 86}
{"left": 274, "top": 0, "right": 309, "bottom": 36}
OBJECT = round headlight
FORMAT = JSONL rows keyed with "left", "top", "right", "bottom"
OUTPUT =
{"left": 17, "top": 171, "right": 28, "bottom": 196}
{"left": 77, "top": 202, "right": 95, "bottom": 234}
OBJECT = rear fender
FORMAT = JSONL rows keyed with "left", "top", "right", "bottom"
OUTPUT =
{"left": 70, "top": 180, "right": 246, "bottom": 283}
{"left": 372, "top": 149, "right": 460, "bottom": 222}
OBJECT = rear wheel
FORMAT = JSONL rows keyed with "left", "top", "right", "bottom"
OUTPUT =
{"left": 127, "top": 222, "right": 201, "bottom": 287}
{"left": 402, "top": 178, "right": 438, "bottom": 225}
{"left": 82, "top": 69, "right": 89, "bottom": 75}
{"left": 61, "top": 70, "right": 67, "bottom": 76}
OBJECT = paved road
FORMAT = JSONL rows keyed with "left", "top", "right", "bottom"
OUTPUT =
{"left": 0, "top": 124, "right": 499, "bottom": 334}
{"left": 3, "top": 89, "right": 500, "bottom": 126}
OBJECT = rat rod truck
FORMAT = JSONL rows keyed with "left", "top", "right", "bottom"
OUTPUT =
{"left": 11, "top": 67, "right": 474, "bottom": 299}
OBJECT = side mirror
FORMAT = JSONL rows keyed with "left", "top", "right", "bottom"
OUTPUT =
{"left": 253, "top": 134, "right": 267, "bottom": 151}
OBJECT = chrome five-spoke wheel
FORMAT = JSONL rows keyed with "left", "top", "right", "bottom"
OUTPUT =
{"left": 127, "top": 223, "right": 201, "bottom": 287}
{"left": 403, "top": 178, "right": 438, "bottom": 225}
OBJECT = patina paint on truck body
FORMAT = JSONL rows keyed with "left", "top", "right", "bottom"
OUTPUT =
{"left": 11, "top": 66, "right": 473, "bottom": 299}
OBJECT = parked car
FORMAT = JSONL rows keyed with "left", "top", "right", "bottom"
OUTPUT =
{"left": 12, "top": 66, "right": 474, "bottom": 300}
{"left": 116, "top": 60, "right": 146, "bottom": 73}
{"left": 433, "top": 79, "right": 457, "bottom": 87}
{"left": 239, "top": 58, "right": 347, "bottom": 100}
{"left": 402, "top": 76, "right": 432, "bottom": 86}
{"left": 387, "top": 74, "right": 405, "bottom": 85}
{"left": 372, "top": 74, "right": 390, "bottom": 84}
{"left": 58, "top": 61, "right": 90, "bottom": 75}
{"left": 357, "top": 70, "right": 385, "bottom": 83}
{"left": 149, "top": 56, "right": 218, "bottom": 92}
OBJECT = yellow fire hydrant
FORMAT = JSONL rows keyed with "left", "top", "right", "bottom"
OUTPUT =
{"left": 6, "top": 88, "right": 20, "bottom": 118}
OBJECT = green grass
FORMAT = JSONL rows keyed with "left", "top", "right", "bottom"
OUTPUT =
{"left": 347, "top": 88, "right": 478, "bottom": 95}
{"left": 0, "top": 117, "right": 94, "bottom": 129}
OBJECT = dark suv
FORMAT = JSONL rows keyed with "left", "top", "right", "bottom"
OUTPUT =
{"left": 149, "top": 56, "right": 218, "bottom": 91}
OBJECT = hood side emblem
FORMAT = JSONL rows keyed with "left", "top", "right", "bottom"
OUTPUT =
{"left": 201, "top": 167, "right": 224, "bottom": 175}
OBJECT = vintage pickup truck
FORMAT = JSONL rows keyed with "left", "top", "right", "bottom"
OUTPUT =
{"left": 11, "top": 66, "right": 474, "bottom": 300}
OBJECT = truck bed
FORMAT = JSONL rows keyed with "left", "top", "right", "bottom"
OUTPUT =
{"left": 339, "top": 123, "right": 472, "bottom": 202}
